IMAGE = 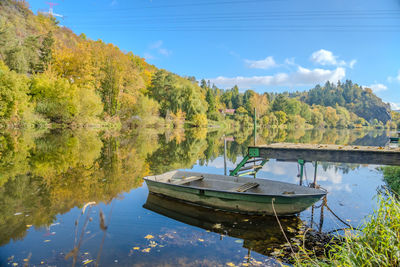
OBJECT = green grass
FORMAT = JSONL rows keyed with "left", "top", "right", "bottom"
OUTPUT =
{"left": 293, "top": 193, "right": 400, "bottom": 267}
{"left": 382, "top": 166, "right": 400, "bottom": 195}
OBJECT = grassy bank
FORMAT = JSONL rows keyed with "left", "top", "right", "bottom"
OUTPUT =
{"left": 290, "top": 192, "right": 400, "bottom": 267}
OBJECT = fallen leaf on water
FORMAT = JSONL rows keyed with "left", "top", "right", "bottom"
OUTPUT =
{"left": 242, "top": 263, "right": 249, "bottom": 266}
{"left": 41, "top": 261, "right": 44, "bottom": 264}
{"left": 133, "top": 247, "right": 140, "bottom": 250}
{"left": 44, "top": 240, "right": 51, "bottom": 242}
{"left": 213, "top": 223, "right": 222, "bottom": 229}
{"left": 144, "top": 234, "right": 154, "bottom": 240}
{"left": 142, "top": 248, "right": 151, "bottom": 253}
{"left": 26, "top": 225, "right": 32, "bottom": 228}
{"left": 198, "top": 238, "right": 204, "bottom": 242}
{"left": 286, "top": 227, "right": 296, "bottom": 233}
{"left": 243, "top": 219, "right": 249, "bottom": 222}
{"left": 23, "top": 259, "right": 28, "bottom": 262}
{"left": 83, "top": 259, "right": 93, "bottom": 265}
{"left": 84, "top": 252, "right": 89, "bottom": 255}
{"left": 12, "top": 263, "right": 18, "bottom": 266}
{"left": 226, "top": 262, "right": 236, "bottom": 267}
{"left": 235, "top": 240, "right": 243, "bottom": 243}
{"left": 149, "top": 241, "right": 157, "bottom": 247}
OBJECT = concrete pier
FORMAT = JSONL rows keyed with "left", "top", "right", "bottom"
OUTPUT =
{"left": 248, "top": 143, "right": 400, "bottom": 166}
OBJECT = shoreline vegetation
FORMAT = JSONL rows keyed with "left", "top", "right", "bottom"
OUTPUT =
{"left": 275, "top": 167, "right": 400, "bottom": 266}
{"left": 1, "top": 0, "right": 400, "bottom": 131}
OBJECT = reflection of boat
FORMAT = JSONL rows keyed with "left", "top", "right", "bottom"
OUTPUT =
{"left": 143, "top": 193, "right": 301, "bottom": 256}
{"left": 144, "top": 170, "right": 326, "bottom": 215}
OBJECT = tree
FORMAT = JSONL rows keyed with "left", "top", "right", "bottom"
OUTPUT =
{"left": 274, "top": 111, "right": 288, "bottom": 125}
{"left": 0, "top": 61, "right": 30, "bottom": 122}
{"left": 100, "top": 58, "right": 121, "bottom": 116}
{"left": 36, "top": 32, "right": 54, "bottom": 73}
{"left": 30, "top": 73, "right": 80, "bottom": 123}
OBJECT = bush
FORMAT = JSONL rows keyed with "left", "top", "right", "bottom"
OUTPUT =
{"left": 191, "top": 113, "right": 207, "bottom": 127}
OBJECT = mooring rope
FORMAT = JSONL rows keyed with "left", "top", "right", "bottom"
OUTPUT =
{"left": 271, "top": 198, "right": 296, "bottom": 256}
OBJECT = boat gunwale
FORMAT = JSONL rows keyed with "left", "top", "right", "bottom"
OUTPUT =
{"left": 143, "top": 176, "right": 327, "bottom": 198}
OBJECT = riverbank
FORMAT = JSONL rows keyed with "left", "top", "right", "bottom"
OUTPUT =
{"left": 278, "top": 192, "right": 400, "bottom": 266}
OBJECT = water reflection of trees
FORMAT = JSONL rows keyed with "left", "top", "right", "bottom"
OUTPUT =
{"left": 0, "top": 127, "right": 387, "bottom": 246}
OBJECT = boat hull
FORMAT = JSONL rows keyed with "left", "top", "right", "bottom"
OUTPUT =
{"left": 145, "top": 178, "right": 324, "bottom": 216}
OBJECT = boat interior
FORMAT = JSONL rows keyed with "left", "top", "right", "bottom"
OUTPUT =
{"left": 145, "top": 170, "right": 326, "bottom": 196}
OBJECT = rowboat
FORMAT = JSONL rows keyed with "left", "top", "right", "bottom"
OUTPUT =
{"left": 144, "top": 170, "right": 326, "bottom": 216}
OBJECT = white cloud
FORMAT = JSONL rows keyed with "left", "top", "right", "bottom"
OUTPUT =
{"left": 390, "top": 102, "right": 400, "bottom": 110}
{"left": 143, "top": 53, "right": 154, "bottom": 60}
{"left": 284, "top": 57, "right": 296, "bottom": 66}
{"left": 245, "top": 56, "right": 277, "bottom": 69}
{"left": 209, "top": 66, "right": 345, "bottom": 88}
{"left": 310, "top": 49, "right": 356, "bottom": 68}
{"left": 365, "top": 83, "right": 387, "bottom": 93}
{"left": 148, "top": 40, "right": 171, "bottom": 57}
{"left": 110, "top": 0, "right": 118, "bottom": 6}
{"left": 388, "top": 70, "right": 400, "bottom": 83}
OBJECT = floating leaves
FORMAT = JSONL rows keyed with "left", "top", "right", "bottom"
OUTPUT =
{"left": 226, "top": 262, "right": 236, "bottom": 267}
{"left": 144, "top": 234, "right": 154, "bottom": 240}
{"left": 83, "top": 259, "right": 93, "bottom": 265}
{"left": 133, "top": 247, "right": 140, "bottom": 250}
{"left": 149, "top": 241, "right": 157, "bottom": 247}
{"left": 141, "top": 248, "right": 151, "bottom": 253}
{"left": 212, "top": 223, "right": 222, "bottom": 229}
{"left": 43, "top": 240, "right": 51, "bottom": 242}
{"left": 198, "top": 238, "right": 204, "bottom": 242}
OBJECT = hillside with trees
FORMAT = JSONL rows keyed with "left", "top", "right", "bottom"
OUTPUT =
{"left": 303, "top": 80, "right": 391, "bottom": 124}
{"left": 0, "top": 0, "right": 398, "bottom": 130}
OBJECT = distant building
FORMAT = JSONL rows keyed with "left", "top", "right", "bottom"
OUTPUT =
{"left": 219, "top": 109, "right": 235, "bottom": 115}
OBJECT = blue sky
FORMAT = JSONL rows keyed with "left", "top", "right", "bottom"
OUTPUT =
{"left": 26, "top": 0, "right": 400, "bottom": 108}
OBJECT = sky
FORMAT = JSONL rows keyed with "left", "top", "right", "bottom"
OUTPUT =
{"left": 26, "top": 0, "right": 400, "bottom": 108}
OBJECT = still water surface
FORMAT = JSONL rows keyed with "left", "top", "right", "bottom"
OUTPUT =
{"left": 0, "top": 128, "right": 391, "bottom": 266}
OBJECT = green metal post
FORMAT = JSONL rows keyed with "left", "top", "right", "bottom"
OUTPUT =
{"left": 313, "top": 161, "right": 318, "bottom": 188}
{"left": 298, "top": 159, "right": 304, "bottom": 186}
{"left": 253, "top": 108, "right": 257, "bottom": 146}
{"left": 230, "top": 154, "right": 251, "bottom": 176}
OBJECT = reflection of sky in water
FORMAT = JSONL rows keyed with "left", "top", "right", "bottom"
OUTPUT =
{"left": 191, "top": 156, "right": 385, "bottom": 231}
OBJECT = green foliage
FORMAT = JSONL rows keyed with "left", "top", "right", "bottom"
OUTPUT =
{"left": 148, "top": 70, "right": 207, "bottom": 120}
{"left": 36, "top": 31, "right": 54, "bottom": 73}
{"left": 0, "top": 61, "right": 30, "bottom": 123}
{"left": 382, "top": 166, "right": 400, "bottom": 195}
{"left": 274, "top": 111, "right": 288, "bottom": 125}
{"left": 294, "top": 194, "right": 400, "bottom": 267}
{"left": 305, "top": 80, "right": 391, "bottom": 124}
{"left": 191, "top": 114, "right": 208, "bottom": 127}
{"left": 30, "top": 73, "right": 80, "bottom": 123}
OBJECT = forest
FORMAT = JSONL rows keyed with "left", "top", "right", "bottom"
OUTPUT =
{"left": 0, "top": 0, "right": 398, "bottom": 130}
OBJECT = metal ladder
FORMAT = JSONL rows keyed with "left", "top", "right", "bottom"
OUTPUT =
{"left": 229, "top": 147, "right": 268, "bottom": 177}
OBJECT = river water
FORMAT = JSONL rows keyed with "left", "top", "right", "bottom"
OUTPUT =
{"left": 0, "top": 127, "right": 392, "bottom": 266}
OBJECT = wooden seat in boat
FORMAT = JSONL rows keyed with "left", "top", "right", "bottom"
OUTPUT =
{"left": 171, "top": 176, "right": 204, "bottom": 185}
{"left": 232, "top": 182, "right": 259, "bottom": 192}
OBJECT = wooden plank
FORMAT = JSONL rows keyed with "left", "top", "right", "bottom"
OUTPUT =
{"left": 172, "top": 176, "right": 204, "bottom": 185}
{"left": 250, "top": 143, "right": 400, "bottom": 166}
{"left": 233, "top": 182, "right": 259, "bottom": 192}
